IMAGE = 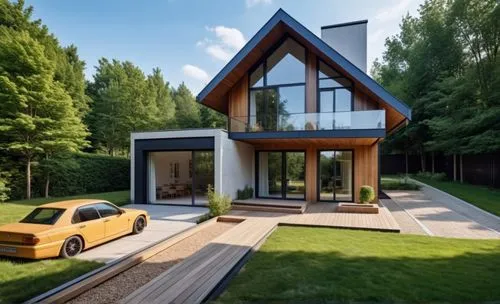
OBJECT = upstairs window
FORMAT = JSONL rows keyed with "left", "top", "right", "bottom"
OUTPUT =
{"left": 317, "top": 59, "right": 353, "bottom": 113}
{"left": 249, "top": 37, "right": 306, "bottom": 131}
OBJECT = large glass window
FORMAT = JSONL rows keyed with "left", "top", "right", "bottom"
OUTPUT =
{"left": 257, "top": 151, "right": 305, "bottom": 200}
{"left": 318, "top": 150, "right": 353, "bottom": 202}
{"left": 149, "top": 151, "right": 213, "bottom": 206}
{"left": 249, "top": 38, "right": 306, "bottom": 131}
{"left": 317, "top": 60, "right": 353, "bottom": 129}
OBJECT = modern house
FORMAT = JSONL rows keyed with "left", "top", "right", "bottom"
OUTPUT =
{"left": 130, "top": 9, "right": 411, "bottom": 207}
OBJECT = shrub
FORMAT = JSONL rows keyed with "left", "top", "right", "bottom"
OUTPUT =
{"left": 359, "top": 185, "right": 375, "bottom": 204}
{"left": 236, "top": 185, "right": 254, "bottom": 200}
{"left": 381, "top": 176, "right": 420, "bottom": 190}
{"left": 47, "top": 153, "right": 130, "bottom": 197}
{"left": 207, "top": 185, "right": 231, "bottom": 217}
{"left": 416, "top": 171, "right": 447, "bottom": 181}
{"left": 0, "top": 175, "right": 10, "bottom": 203}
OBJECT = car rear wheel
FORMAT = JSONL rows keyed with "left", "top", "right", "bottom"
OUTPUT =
{"left": 132, "top": 216, "right": 146, "bottom": 234}
{"left": 60, "top": 236, "right": 83, "bottom": 258}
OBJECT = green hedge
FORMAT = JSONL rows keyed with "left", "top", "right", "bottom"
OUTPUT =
{"left": 47, "top": 153, "right": 130, "bottom": 197}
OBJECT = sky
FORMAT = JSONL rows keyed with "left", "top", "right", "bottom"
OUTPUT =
{"left": 25, "top": 0, "right": 424, "bottom": 94}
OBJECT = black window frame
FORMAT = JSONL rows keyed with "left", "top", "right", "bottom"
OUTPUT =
{"left": 246, "top": 35, "right": 308, "bottom": 131}
{"left": 72, "top": 205, "right": 102, "bottom": 224}
{"left": 316, "top": 58, "right": 354, "bottom": 113}
{"left": 255, "top": 150, "right": 307, "bottom": 201}
{"left": 316, "top": 149, "right": 355, "bottom": 203}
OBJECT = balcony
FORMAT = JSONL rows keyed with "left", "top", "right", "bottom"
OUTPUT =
{"left": 228, "top": 110, "right": 386, "bottom": 140}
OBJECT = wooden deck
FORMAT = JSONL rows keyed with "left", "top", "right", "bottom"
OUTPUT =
{"left": 120, "top": 202, "right": 400, "bottom": 304}
{"left": 120, "top": 219, "right": 277, "bottom": 304}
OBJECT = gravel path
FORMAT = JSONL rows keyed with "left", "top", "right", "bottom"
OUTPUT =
{"left": 68, "top": 222, "right": 235, "bottom": 304}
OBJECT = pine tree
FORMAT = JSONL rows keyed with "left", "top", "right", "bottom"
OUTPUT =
{"left": 172, "top": 83, "right": 201, "bottom": 128}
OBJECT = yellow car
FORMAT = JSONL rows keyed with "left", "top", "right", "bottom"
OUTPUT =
{"left": 0, "top": 199, "right": 149, "bottom": 259}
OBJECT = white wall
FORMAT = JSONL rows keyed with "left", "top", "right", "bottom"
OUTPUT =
{"left": 130, "top": 129, "right": 254, "bottom": 203}
{"left": 321, "top": 21, "right": 367, "bottom": 73}
{"left": 216, "top": 132, "right": 254, "bottom": 199}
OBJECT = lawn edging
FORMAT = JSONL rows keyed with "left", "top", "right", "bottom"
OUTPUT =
{"left": 24, "top": 216, "right": 221, "bottom": 304}
{"left": 410, "top": 178, "right": 500, "bottom": 221}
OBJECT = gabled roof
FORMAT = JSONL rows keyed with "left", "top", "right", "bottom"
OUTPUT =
{"left": 196, "top": 9, "right": 411, "bottom": 120}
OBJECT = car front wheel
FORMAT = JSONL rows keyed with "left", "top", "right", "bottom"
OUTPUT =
{"left": 132, "top": 216, "right": 146, "bottom": 234}
{"left": 60, "top": 236, "right": 83, "bottom": 258}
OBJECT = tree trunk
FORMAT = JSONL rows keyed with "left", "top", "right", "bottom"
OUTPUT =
{"left": 420, "top": 151, "right": 426, "bottom": 172}
{"left": 431, "top": 152, "right": 435, "bottom": 174}
{"left": 453, "top": 154, "right": 457, "bottom": 181}
{"left": 405, "top": 151, "right": 409, "bottom": 176}
{"left": 26, "top": 158, "right": 31, "bottom": 200}
{"left": 459, "top": 154, "right": 463, "bottom": 183}
{"left": 45, "top": 174, "right": 50, "bottom": 198}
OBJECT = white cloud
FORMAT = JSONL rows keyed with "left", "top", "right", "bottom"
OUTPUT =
{"left": 374, "top": 0, "right": 416, "bottom": 23}
{"left": 207, "top": 26, "right": 246, "bottom": 50}
{"left": 246, "top": 0, "right": 272, "bottom": 8}
{"left": 181, "top": 64, "right": 210, "bottom": 82}
{"left": 206, "top": 45, "right": 233, "bottom": 61}
{"left": 198, "top": 26, "right": 247, "bottom": 62}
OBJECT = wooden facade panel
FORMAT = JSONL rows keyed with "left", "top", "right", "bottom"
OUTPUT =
{"left": 305, "top": 146, "right": 317, "bottom": 202}
{"left": 305, "top": 51, "right": 317, "bottom": 113}
{"left": 228, "top": 74, "right": 249, "bottom": 132}
{"left": 353, "top": 144, "right": 378, "bottom": 203}
{"left": 354, "top": 89, "right": 378, "bottom": 111}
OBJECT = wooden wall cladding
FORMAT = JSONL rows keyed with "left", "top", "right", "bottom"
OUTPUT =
{"left": 305, "top": 51, "right": 317, "bottom": 113}
{"left": 228, "top": 74, "right": 248, "bottom": 132}
{"left": 269, "top": 141, "right": 379, "bottom": 203}
{"left": 354, "top": 89, "right": 378, "bottom": 111}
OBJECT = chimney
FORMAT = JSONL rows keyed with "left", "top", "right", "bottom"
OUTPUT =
{"left": 320, "top": 20, "right": 368, "bottom": 72}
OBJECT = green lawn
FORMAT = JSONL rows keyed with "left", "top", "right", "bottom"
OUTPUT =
{"left": 0, "top": 190, "right": 129, "bottom": 303}
{"left": 413, "top": 176, "right": 500, "bottom": 216}
{"left": 0, "top": 190, "right": 130, "bottom": 226}
{"left": 216, "top": 227, "right": 500, "bottom": 303}
{"left": 0, "top": 258, "right": 102, "bottom": 304}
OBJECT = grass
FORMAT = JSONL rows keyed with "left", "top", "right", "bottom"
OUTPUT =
{"left": 381, "top": 175, "right": 420, "bottom": 190}
{"left": 216, "top": 227, "right": 500, "bottom": 303}
{"left": 413, "top": 176, "right": 500, "bottom": 216}
{"left": 0, "top": 190, "right": 130, "bottom": 226}
{"left": 0, "top": 258, "right": 102, "bottom": 304}
{"left": 0, "top": 190, "right": 128, "bottom": 303}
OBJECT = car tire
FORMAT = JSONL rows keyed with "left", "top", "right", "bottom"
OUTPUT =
{"left": 132, "top": 216, "right": 146, "bottom": 234}
{"left": 60, "top": 236, "right": 83, "bottom": 258}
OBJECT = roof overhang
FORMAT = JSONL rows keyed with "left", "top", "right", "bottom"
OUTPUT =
{"left": 196, "top": 9, "right": 411, "bottom": 121}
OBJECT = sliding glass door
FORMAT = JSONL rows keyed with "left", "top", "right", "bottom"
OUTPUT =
{"left": 257, "top": 151, "right": 305, "bottom": 200}
{"left": 318, "top": 150, "right": 353, "bottom": 202}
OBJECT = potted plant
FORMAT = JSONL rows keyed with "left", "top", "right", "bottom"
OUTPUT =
{"left": 336, "top": 185, "right": 379, "bottom": 214}
{"left": 359, "top": 185, "right": 375, "bottom": 204}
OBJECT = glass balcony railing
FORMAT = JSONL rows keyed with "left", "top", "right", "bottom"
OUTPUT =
{"left": 229, "top": 110, "right": 385, "bottom": 133}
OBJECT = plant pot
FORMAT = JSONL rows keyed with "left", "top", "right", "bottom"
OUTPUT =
{"left": 336, "top": 203, "right": 379, "bottom": 214}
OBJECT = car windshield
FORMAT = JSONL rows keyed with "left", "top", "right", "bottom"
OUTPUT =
{"left": 21, "top": 208, "right": 65, "bottom": 225}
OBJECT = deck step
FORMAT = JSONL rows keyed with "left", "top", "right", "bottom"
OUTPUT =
{"left": 231, "top": 202, "right": 306, "bottom": 214}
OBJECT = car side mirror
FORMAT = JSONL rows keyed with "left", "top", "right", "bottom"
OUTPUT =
{"left": 119, "top": 208, "right": 126, "bottom": 214}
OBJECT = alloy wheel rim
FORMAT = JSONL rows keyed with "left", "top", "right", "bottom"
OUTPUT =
{"left": 136, "top": 218, "right": 145, "bottom": 232}
{"left": 66, "top": 238, "right": 81, "bottom": 256}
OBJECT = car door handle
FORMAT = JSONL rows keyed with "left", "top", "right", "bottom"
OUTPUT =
{"left": 79, "top": 225, "right": 86, "bottom": 229}
{"left": 104, "top": 219, "right": 111, "bottom": 222}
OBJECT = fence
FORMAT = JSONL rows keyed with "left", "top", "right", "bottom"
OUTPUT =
{"left": 381, "top": 152, "right": 500, "bottom": 188}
